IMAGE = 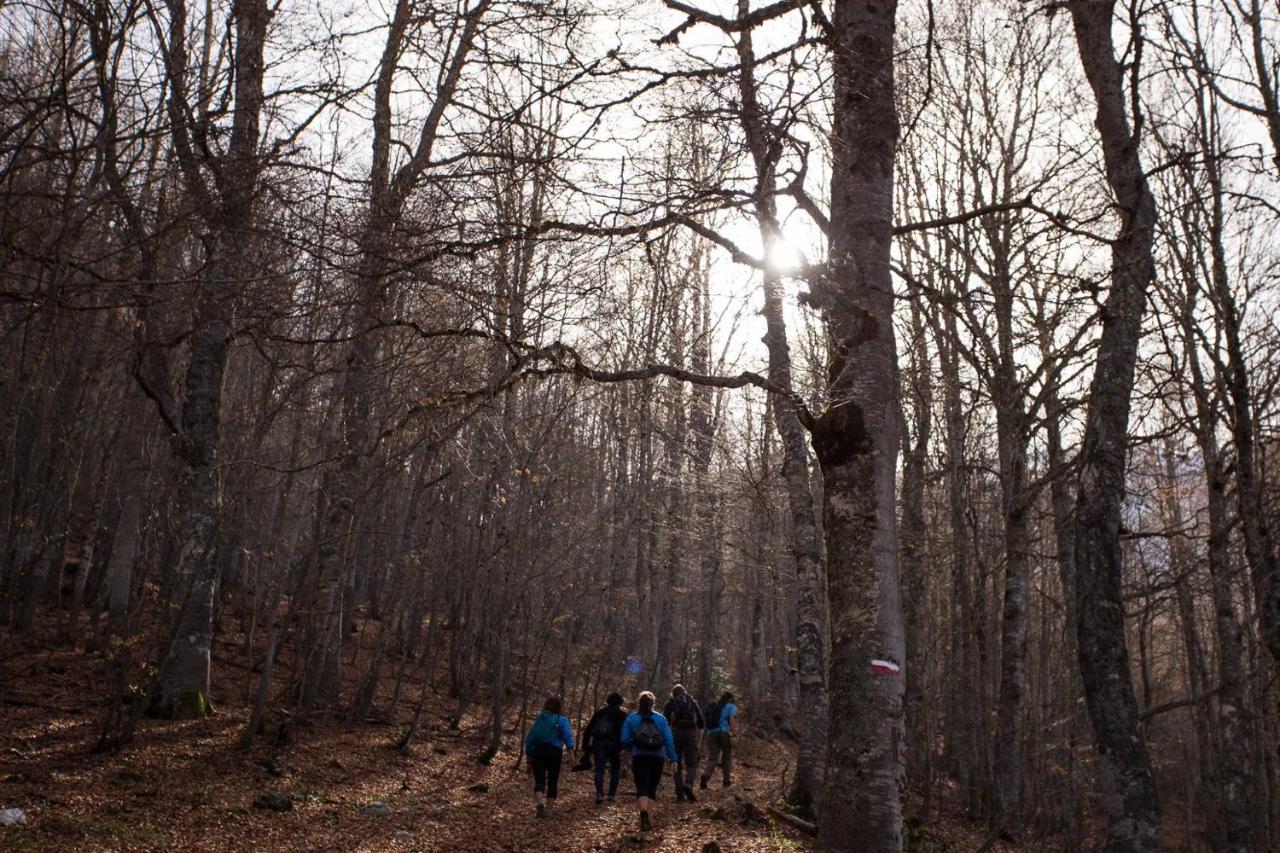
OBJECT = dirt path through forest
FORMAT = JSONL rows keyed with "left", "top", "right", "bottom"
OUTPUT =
{"left": 0, "top": 631, "right": 1008, "bottom": 851}
{"left": 0, "top": 636, "right": 809, "bottom": 852}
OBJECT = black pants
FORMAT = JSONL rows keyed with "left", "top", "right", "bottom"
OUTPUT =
{"left": 632, "top": 754, "right": 665, "bottom": 799}
{"left": 704, "top": 730, "right": 732, "bottom": 784}
{"left": 673, "top": 727, "right": 699, "bottom": 790}
{"left": 530, "top": 744, "right": 563, "bottom": 798}
{"left": 594, "top": 743, "right": 621, "bottom": 797}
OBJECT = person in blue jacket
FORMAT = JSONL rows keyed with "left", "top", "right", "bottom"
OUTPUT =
{"left": 524, "top": 695, "right": 575, "bottom": 817}
{"left": 701, "top": 691, "right": 738, "bottom": 789}
{"left": 620, "top": 690, "right": 677, "bottom": 832}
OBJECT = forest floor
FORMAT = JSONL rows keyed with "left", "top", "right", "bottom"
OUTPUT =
{"left": 0, "top": 622, "right": 1011, "bottom": 852}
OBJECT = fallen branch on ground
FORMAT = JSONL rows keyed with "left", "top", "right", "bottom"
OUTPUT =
{"left": 766, "top": 804, "right": 817, "bottom": 835}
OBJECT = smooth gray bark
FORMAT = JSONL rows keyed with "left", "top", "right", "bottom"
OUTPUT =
{"left": 814, "top": 1, "right": 905, "bottom": 848}
{"left": 154, "top": 0, "right": 272, "bottom": 718}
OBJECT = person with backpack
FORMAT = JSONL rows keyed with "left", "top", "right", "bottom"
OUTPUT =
{"left": 581, "top": 691, "right": 628, "bottom": 805}
{"left": 620, "top": 690, "right": 677, "bottom": 832}
{"left": 523, "top": 695, "right": 575, "bottom": 817}
{"left": 661, "top": 684, "right": 704, "bottom": 802}
{"left": 700, "top": 691, "right": 738, "bottom": 789}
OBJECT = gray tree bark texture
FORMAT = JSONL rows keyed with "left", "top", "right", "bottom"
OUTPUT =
{"left": 1171, "top": 118, "right": 1257, "bottom": 851}
{"left": 991, "top": 269, "right": 1031, "bottom": 836}
{"left": 728, "top": 2, "right": 830, "bottom": 813}
{"left": 813, "top": 1, "right": 905, "bottom": 849}
{"left": 155, "top": 0, "right": 271, "bottom": 719}
{"left": 899, "top": 302, "right": 931, "bottom": 815}
{"left": 1066, "top": 1, "right": 1162, "bottom": 848}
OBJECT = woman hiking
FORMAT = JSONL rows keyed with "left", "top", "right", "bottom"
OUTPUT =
{"left": 582, "top": 691, "right": 628, "bottom": 805}
{"left": 523, "top": 695, "right": 575, "bottom": 817}
{"left": 620, "top": 690, "right": 677, "bottom": 832}
{"left": 701, "top": 691, "right": 738, "bottom": 789}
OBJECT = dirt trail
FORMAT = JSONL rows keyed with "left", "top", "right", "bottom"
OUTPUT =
{"left": 0, "top": 634, "right": 806, "bottom": 852}
{"left": 0, "top": 628, "right": 1008, "bottom": 851}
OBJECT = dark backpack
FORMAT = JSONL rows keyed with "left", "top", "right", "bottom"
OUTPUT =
{"left": 671, "top": 694, "right": 696, "bottom": 727}
{"left": 703, "top": 701, "right": 721, "bottom": 730}
{"left": 634, "top": 713, "right": 664, "bottom": 750}
{"left": 528, "top": 711, "right": 560, "bottom": 747}
{"left": 591, "top": 710, "right": 616, "bottom": 740}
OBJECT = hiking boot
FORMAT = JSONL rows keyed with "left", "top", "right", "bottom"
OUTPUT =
{"left": 699, "top": 776, "right": 709, "bottom": 790}
{"left": 675, "top": 787, "right": 686, "bottom": 803}
{"left": 536, "top": 803, "right": 545, "bottom": 818}
{"left": 607, "top": 796, "right": 617, "bottom": 804}
{"left": 684, "top": 787, "right": 697, "bottom": 803}
{"left": 595, "top": 797, "right": 604, "bottom": 806}
{"left": 640, "top": 811, "right": 652, "bottom": 832}
{"left": 721, "top": 779, "right": 732, "bottom": 788}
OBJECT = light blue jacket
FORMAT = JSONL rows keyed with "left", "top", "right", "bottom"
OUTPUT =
{"left": 620, "top": 710, "right": 678, "bottom": 762}
{"left": 707, "top": 702, "right": 738, "bottom": 734}
{"left": 523, "top": 711, "right": 575, "bottom": 753}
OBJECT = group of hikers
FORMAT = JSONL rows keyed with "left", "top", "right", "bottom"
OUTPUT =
{"left": 522, "top": 685, "right": 739, "bottom": 831}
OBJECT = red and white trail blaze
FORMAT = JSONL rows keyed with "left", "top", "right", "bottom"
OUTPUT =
{"left": 870, "top": 659, "right": 901, "bottom": 676}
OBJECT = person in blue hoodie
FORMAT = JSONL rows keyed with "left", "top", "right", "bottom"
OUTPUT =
{"left": 620, "top": 690, "right": 677, "bottom": 832}
{"left": 524, "top": 695, "right": 575, "bottom": 817}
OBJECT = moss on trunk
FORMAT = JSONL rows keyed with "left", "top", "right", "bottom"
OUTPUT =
{"left": 170, "top": 690, "right": 211, "bottom": 720}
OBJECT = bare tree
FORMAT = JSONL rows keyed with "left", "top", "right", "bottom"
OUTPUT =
{"left": 1064, "top": 0, "right": 1163, "bottom": 846}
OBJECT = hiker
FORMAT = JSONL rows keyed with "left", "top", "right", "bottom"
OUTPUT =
{"left": 620, "top": 690, "right": 677, "bottom": 832}
{"left": 523, "top": 695, "right": 575, "bottom": 817}
{"left": 582, "top": 691, "right": 628, "bottom": 805}
{"left": 700, "top": 691, "right": 738, "bottom": 789}
{"left": 661, "top": 684, "right": 704, "bottom": 802}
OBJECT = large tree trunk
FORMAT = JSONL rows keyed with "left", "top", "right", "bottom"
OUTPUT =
{"left": 813, "top": 1, "right": 904, "bottom": 848}
{"left": 1066, "top": 1, "right": 1162, "bottom": 847}
{"left": 155, "top": 291, "right": 231, "bottom": 718}
{"left": 154, "top": 0, "right": 271, "bottom": 719}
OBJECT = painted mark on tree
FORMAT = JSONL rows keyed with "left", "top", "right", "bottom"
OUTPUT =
{"left": 870, "top": 659, "right": 900, "bottom": 675}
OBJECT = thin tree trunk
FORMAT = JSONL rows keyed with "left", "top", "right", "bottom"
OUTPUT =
{"left": 239, "top": 585, "right": 284, "bottom": 748}
{"left": 1175, "top": 250, "right": 1255, "bottom": 853}
{"left": 992, "top": 307, "right": 1031, "bottom": 835}
{"left": 939, "top": 306, "right": 979, "bottom": 815}
{"left": 900, "top": 299, "right": 932, "bottom": 815}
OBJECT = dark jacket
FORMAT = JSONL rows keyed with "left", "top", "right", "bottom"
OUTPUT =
{"left": 583, "top": 704, "right": 628, "bottom": 749}
{"left": 662, "top": 693, "right": 704, "bottom": 730}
